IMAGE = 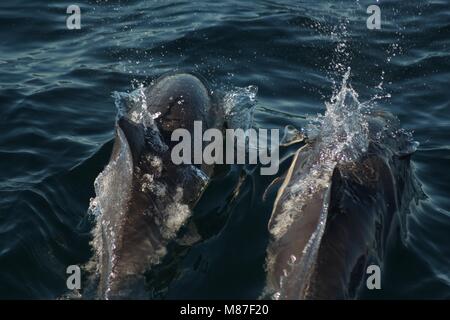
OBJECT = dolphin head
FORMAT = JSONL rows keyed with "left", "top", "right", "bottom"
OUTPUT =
{"left": 126, "top": 73, "right": 222, "bottom": 142}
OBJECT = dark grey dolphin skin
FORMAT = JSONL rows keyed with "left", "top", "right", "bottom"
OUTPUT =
{"left": 86, "top": 73, "right": 223, "bottom": 299}
{"left": 265, "top": 111, "right": 419, "bottom": 299}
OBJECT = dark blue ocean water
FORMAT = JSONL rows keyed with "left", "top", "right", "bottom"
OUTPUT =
{"left": 0, "top": 0, "right": 449, "bottom": 299}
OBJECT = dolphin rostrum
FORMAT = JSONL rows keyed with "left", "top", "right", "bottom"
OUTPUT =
{"left": 86, "top": 73, "right": 223, "bottom": 299}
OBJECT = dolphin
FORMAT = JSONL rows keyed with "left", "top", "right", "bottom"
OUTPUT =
{"left": 264, "top": 110, "right": 420, "bottom": 299}
{"left": 85, "top": 73, "right": 223, "bottom": 299}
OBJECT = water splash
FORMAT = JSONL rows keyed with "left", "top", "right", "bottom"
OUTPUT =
{"left": 112, "top": 86, "right": 161, "bottom": 128}
{"left": 88, "top": 125, "right": 134, "bottom": 284}
{"left": 307, "top": 68, "right": 369, "bottom": 164}
{"left": 223, "top": 85, "right": 258, "bottom": 130}
{"left": 221, "top": 85, "right": 261, "bottom": 158}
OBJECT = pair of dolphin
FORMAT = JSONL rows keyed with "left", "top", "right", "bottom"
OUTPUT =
{"left": 85, "top": 72, "right": 417, "bottom": 299}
